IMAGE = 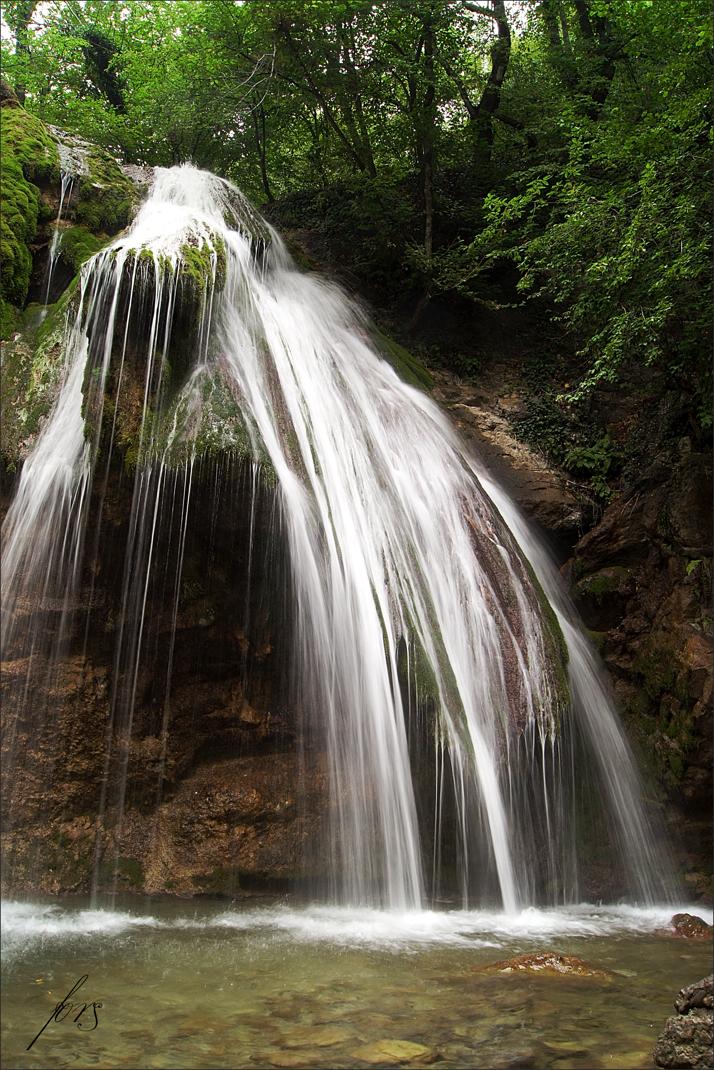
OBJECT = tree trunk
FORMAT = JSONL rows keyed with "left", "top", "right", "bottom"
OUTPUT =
{"left": 422, "top": 14, "right": 436, "bottom": 259}
{"left": 10, "top": 1, "right": 36, "bottom": 105}
{"left": 252, "top": 103, "right": 273, "bottom": 203}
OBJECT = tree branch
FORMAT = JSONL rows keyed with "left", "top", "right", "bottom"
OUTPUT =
{"left": 462, "top": 1, "right": 500, "bottom": 20}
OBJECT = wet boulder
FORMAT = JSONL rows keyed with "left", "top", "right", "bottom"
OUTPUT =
{"left": 480, "top": 952, "right": 615, "bottom": 979}
{"left": 654, "top": 975, "right": 713, "bottom": 1070}
{"left": 670, "top": 913, "right": 713, "bottom": 939}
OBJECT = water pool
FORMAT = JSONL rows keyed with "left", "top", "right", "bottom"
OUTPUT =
{"left": 2, "top": 897, "right": 711, "bottom": 1069}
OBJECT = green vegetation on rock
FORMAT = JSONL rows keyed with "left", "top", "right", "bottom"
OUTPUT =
{"left": 0, "top": 102, "right": 59, "bottom": 334}
{"left": 373, "top": 328, "right": 433, "bottom": 391}
{"left": 178, "top": 235, "right": 227, "bottom": 294}
{"left": 0, "top": 282, "right": 77, "bottom": 469}
{"left": 118, "top": 365, "right": 273, "bottom": 482}
{"left": 57, "top": 224, "right": 107, "bottom": 272}
{"left": 73, "top": 147, "right": 136, "bottom": 234}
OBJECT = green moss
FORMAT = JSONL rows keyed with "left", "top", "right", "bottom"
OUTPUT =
{"left": 0, "top": 104, "right": 59, "bottom": 180}
{"left": 397, "top": 635, "right": 440, "bottom": 703}
{"left": 122, "top": 237, "right": 227, "bottom": 300}
{"left": 74, "top": 147, "right": 136, "bottom": 234}
{"left": 0, "top": 297, "right": 18, "bottom": 339}
{"left": 0, "top": 105, "right": 60, "bottom": 325}
{"left": 0, "top": 280, "right": 79, "bottom": 468}
{"left": 574, "top": 566, "right": 632, "bottom": 605}
{"left": 57, "top": 225, "right": 107, "bottom": 272}
{"left": 96, "top": 855, "right": 144, "bottom": 889}
{"left": 178, "top": 234, "right": 227, "bottom": 293}
{"left": 633, "top": 640, "right": 678, "bottom": 702}
{"left": 522, "top": 555, "right": 570, "bottom": 715}
{"left": 121, "top": 365, "right": 274, "bottom": 482}
{"left": 194, "top": 866, "right": 242, "bottom": 894}
{"left": 373, "top": 327, "right": 434, "bottom": 391}
{"left": 586, "top": 629, "right": 608, "bottom": 653}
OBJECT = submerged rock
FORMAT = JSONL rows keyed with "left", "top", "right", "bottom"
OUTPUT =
{"left": 654, "top": 975, "right": 713, "bottom": 1070}
{"left": 352, "top": 1039, "right": 434, "bottom": 1065}
{"left": 481, "top": 952, "right": 615, "bottom": 979}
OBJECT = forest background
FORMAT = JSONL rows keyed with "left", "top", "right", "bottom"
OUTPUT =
{"left": 1, "top": 0, "right": 711, "bottom": 491}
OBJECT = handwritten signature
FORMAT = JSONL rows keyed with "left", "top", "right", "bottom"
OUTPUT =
{"left": 27, "top": 974, "right": 103, "bottom": 1050}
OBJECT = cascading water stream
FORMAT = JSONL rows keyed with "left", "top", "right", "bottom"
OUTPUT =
{"left": 41, "top": 170, "right": 75, "bottom": 310}
{"left": 0, "top": 164, "right": 678, "bottom": 911}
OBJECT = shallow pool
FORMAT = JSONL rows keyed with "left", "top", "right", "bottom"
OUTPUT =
{"left": 1, "top": 897, "right": 711, "bottom": 1069}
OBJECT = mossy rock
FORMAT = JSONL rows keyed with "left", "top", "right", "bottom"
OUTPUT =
{"left": 0, "top": 297, "right": 19, "bottom": 339}
{"left": 192, "top": 866, "right": 242, "bottom": 895}
{"left": 57, "top": 224, "right": 107, "bottom": 272}
{"left": 397, "top": 634, "right": 440, "bottom": 706}
{"left": 0, "top": 282, "right": 78, "bottom": 469}
{"left": 121, "top": 236, "right": 228, "bottom": 301}
{"left": 0, "top": 103, "right": 59, "bottom": 331}
{"left": 96, "top": 855, "right": 144, "bottom": 889}
{"left": 178, "top": 235, "right": 227, "bottom": 294}
{"left": 522, "top": 554, "right": 570, "bottom": 717}
{"left": 73, "top": 147, "right": 137, "bottom": 235}
{"left": 632, "top": 637, "right": 680, "bottom": 702}
{"left": 118, "top": 364, "right": 274, "bottom": 482}
{"left": 0, "top": 102, "right": 58, "bottom": 181}
{"left": 373, "top": 327, "right": 434, "bottom": 391}
{"left": 574, "top": 566, "right": 633, "bottom": 605}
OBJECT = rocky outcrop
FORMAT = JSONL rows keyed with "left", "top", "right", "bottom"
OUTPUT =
{"left": 433, "top": 369, "right": 589, "bottom": 546}
{"left": 654, "top": 975, "right": 713, "bottom": 1070}
{"left": 0, "top": 97, "right": 146, "bottom": 477}
{"left": 567, "top": 440, "right": 713, "bottom": 899}
{"left": 1, "top": 455, "right": 328, "bottom": 897}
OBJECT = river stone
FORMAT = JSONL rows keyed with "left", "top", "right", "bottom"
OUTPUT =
{"left": 283, "top": 1024, "right": 353, "bottom": 1048}
{"left": 481, "top": 952, "right": 615, "bottom": 978}
{"left": 352, "top": 1039, "right": 434, "bottom": 1064}
{"left": 654, "top": 1010, "right": 713, "bottom": 1069}
{"left": 269, "top": 1054, "right": 320, "bottom": 1069}
{"left": 670, "top": 913, "right": 713, "bottom": 939}
{"left": 676, "top": 975, "right": 714, "bottom": 1013}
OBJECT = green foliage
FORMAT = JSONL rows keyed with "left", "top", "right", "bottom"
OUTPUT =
{"left": 436, "top": 0, "right": 710, "bottom": 425}
{"left": 511, "top": 391, "right": 621, "bottom": 501}
{"left": 1, "top": 0, "right": 709, "bottom": 435}
{"left": 269, "top": 174, "right": 417, "bottom": 297}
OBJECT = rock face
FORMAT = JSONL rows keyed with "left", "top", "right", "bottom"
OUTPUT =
{"left": 568, "top": 441, "right": 713, "bottom": 899}
{"left": 654, "top": 975, "right": 714, "bottom": 1070}
{"left": 435, "top": 360, "right": 712, "bottom": 899}
{"left": 1, "top": 456, "right": 328, "bottom": 897}
{"left": 432, "top": 369, "right": 589, "bottom": 546}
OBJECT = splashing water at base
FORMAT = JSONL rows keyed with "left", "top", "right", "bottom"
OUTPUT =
{"left": 1, "top": 897, "right": 711, "bottom": 1070}
{"left": 0, "top": 164, "right": 679, "bottom": 912}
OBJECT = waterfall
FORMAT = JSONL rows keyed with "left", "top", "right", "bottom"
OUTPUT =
{"left": 0, "top": 164, "right": 677, "bottom": 910}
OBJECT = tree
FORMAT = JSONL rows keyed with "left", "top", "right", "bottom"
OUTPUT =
{"left": 2, "top": 1, "right": 38, "bottom": 104}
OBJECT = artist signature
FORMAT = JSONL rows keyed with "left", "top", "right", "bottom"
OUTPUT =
{"left": 27, "top": 974, "right": 102, "bottom": 1050}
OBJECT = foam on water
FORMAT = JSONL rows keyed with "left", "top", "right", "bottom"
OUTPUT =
{"left": 3, "top": 901, "right": 709, "bottom": 958}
